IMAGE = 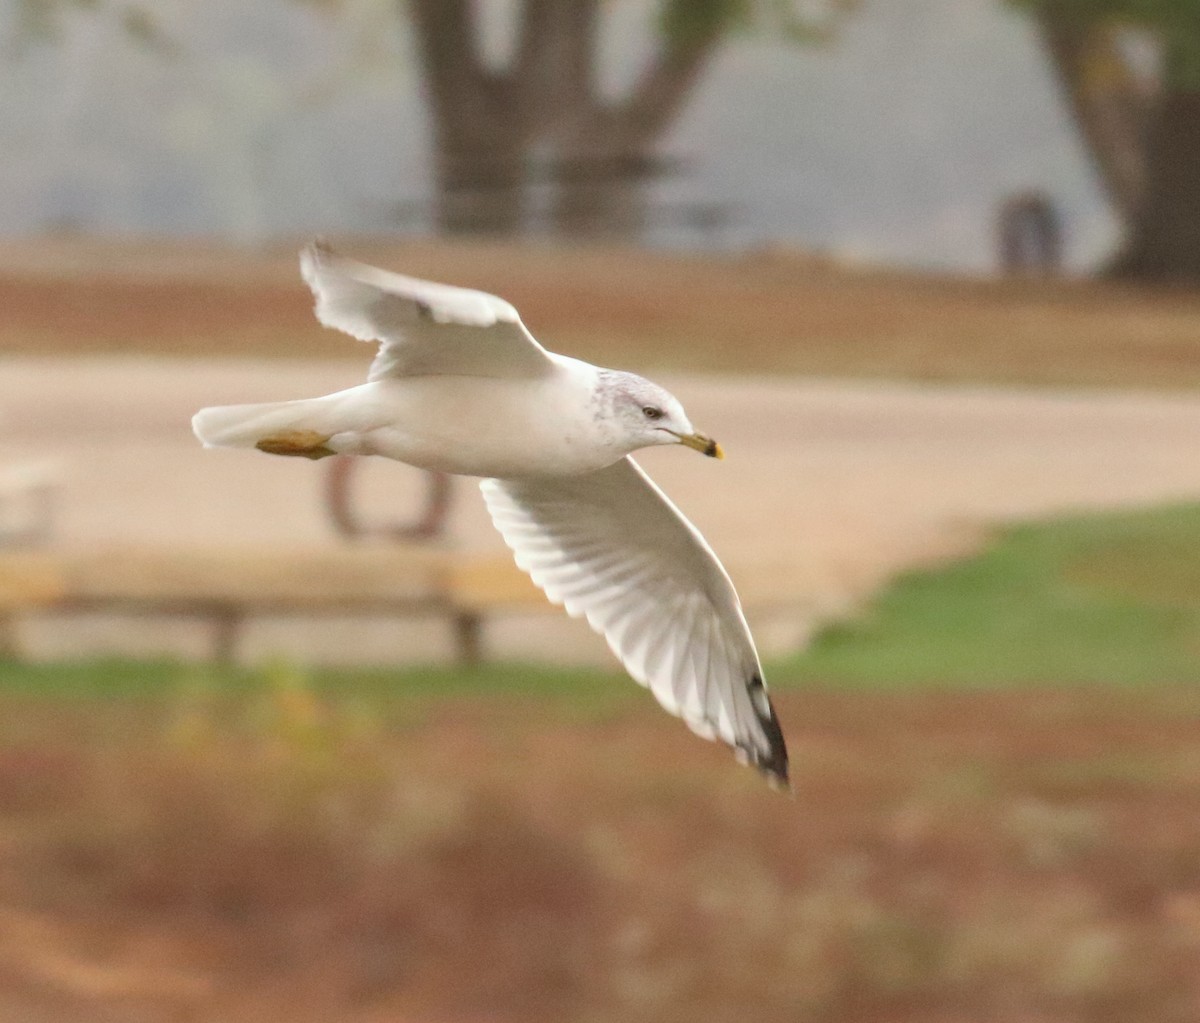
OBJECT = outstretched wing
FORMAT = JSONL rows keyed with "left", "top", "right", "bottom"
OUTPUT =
{"left": 481, "top": 457, "right": 789, "bottom": 789}
{"left": 300, "top": 240, "right": 554, "bottom": 381}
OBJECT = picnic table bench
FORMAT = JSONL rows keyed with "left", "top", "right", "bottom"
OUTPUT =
{"left": 0, "top": 544, "right": 549, "bottom": 665}
{"left": 0, "top": 545, "right": 807, "bottom": 666}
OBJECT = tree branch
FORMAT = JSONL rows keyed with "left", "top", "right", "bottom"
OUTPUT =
{"left": 618, "top": 18, "right": 725, "bottom": 146}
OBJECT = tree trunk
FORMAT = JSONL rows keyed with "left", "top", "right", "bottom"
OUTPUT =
{"left": 538, "top": 0, "right": 651, "bottom": 239}
{"left": 407, "top": 0, "right": 727, "bottom": 241}
{"left": 550, "top": 142, "right": 655, "bottom": 239}
{"left": 409, "top": 0, "right": 557, "bottom": 235}
{"left": 547, "top": 4, "right": 724, "bottom": 241}
{"left": 431, "top": 129, "right": 527, "bottom": 235}
{"left": 1036, "top": 9, "right": 1200, "bottom": 281}
{"left": 1036, "top": 10, "right": 1151, "bottom": 223}
{"left": 1113, "top": 87, "right": 1200, "bottom": 281}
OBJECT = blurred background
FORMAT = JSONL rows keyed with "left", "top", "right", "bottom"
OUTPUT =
{"left": 4, "top": 1, "right": 1200, "bottom": 1020}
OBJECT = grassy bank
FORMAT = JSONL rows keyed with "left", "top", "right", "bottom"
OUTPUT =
{"left": 790, "top": 500, "right": 1200, "bottom": 688}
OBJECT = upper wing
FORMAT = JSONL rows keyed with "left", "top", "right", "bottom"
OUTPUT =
{"left": 481, "top": 457, "right": 789, "bottom": 789}
{"left": 299, "top": 241, "right": 555, "bottom": 381}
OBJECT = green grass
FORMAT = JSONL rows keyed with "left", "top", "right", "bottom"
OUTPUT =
{"left": 0, "top": 657, "right": 623, "bottom": 700}
{"left": 785, "top": 501, "right": 1200, "bottom": 688}
{"left": 4, "top": 501, "right": 1200, "bottom": 698}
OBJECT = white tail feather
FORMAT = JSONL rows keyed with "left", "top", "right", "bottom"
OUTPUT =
{"left": 192, "top": 399, "right": 327, "bottom": 450}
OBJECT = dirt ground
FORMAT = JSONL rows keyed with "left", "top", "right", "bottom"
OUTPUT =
{"left": 1, "top": 684, "right": 1200, "bottom": 1022}
{"left": 5, "top": 234, "right": 1200, "bottom": 387}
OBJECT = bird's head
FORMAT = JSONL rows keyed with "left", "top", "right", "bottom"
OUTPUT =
{"left": 599, "top": 371, "right": 723, "bottom": 459}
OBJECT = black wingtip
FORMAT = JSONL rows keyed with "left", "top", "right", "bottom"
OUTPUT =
{"left": 758, "top": 752, "right": 791, "bottom": 795}
{"left": 748, "top": 673, "right": 790, "bottom": 794}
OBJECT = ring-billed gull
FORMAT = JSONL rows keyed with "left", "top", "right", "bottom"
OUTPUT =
{"left": 193, "top": 242, "right": 789, "bottom": 789}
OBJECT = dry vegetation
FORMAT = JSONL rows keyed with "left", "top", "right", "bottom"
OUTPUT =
{"left": 0, "top": 673, "right": 1198, "bottom": 1022}
{"left": 6, "top": 235, "right": 1200, "bottom": 387}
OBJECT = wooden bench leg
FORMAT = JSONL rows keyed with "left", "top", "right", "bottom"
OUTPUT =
{"left": 452, "top": 611, "right": 483, "bottom": 667}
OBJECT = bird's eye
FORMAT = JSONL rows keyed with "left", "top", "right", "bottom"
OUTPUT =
{"left": 642, "top": 406, "right": 664, "bottom": 420}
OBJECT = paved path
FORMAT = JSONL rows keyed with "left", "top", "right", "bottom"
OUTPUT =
{"left": 5, "top": 356, "right": 1200, "bottom": 665}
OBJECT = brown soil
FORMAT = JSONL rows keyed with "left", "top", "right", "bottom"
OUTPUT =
{"left": 0, "top": 684, "right": 1199, "bottom": 1022}
{"left": 5, "top": 235, "right": 1200, "bottom": 387}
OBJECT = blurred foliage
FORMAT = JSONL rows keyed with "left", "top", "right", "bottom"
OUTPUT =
{"left": 1015, "top": 0, "right": 1200, "bottom": 24}
{"left": 16, "top": 0, "right": 857, "bottom": 48}
{"left": 9, "top": 0, "right": 96, "bottom": 42}
{"left": 303, "top": 0, "right": 858, "bottom": 47}
{"left": 1014, "top": 0, "right": 1200, "bottom": 83}
{"left": 659, "top": 0, "right": 857, "bottom": 46}
{"left": 8, "top": 0, "right": 175, "bottom": 53}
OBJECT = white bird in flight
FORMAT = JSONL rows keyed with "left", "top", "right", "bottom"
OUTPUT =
{"left": 193, "top": 242, "right": 789, "bottom": 789}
